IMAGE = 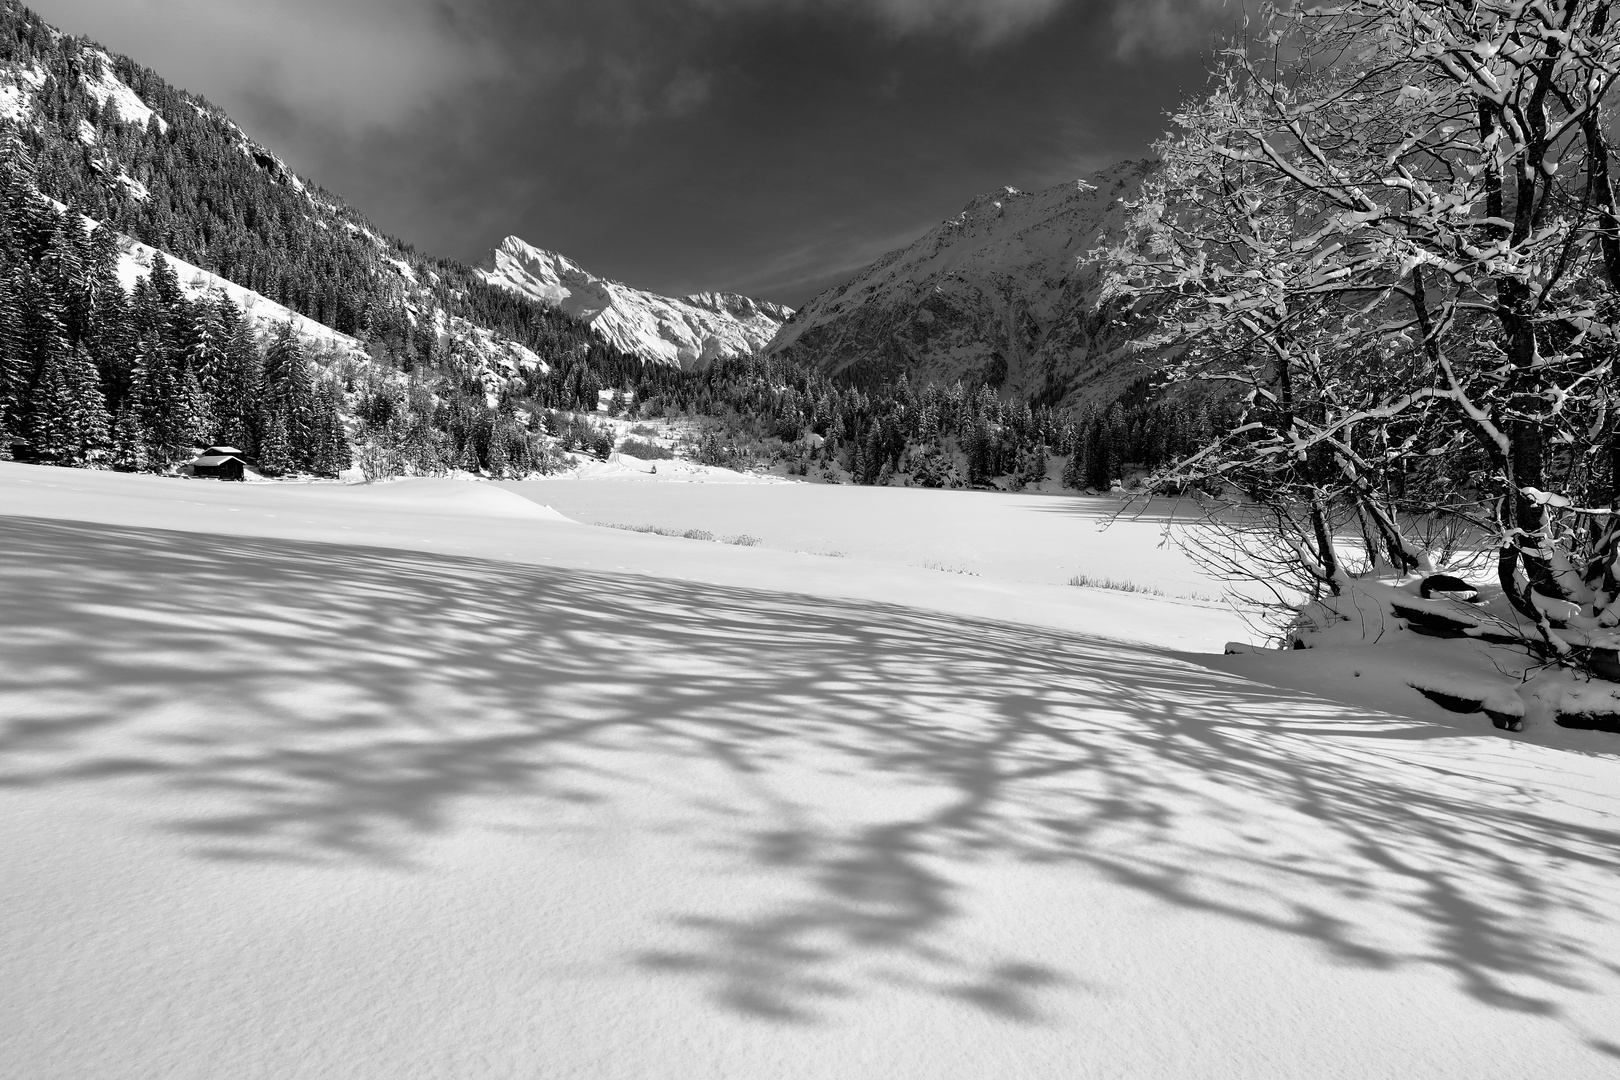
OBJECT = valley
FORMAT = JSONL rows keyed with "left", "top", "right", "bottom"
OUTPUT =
{"left": 5, "top": 1, "right": 1620, "bottom": 1077}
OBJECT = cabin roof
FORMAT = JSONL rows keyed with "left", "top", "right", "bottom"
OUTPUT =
{"left": 190, "top": 454, "right": 245, "bottom": 467}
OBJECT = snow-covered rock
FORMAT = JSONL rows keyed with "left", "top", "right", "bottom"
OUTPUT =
{"left": 0, "top": 62, "right": 44, "bottom": 123}
{"left": 478, "top": 237, "right": 792, "bottom": 369}
{"left": 80, "top": 48, "right": 165, "bottom": 132}
{"left": 767, "top": 161, "right": 1153, "bottom": 403}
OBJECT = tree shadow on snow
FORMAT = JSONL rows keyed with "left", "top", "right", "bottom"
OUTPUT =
{"left": 1, "top": 514, "right": 1617, "bottom": 1028}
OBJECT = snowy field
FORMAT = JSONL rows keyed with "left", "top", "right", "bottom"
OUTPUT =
{"left": 3, "top": 462, "right": 1620, "bottom": 1078}
{"left": 500, "top": 474, "right": 1227, "bottom": 599}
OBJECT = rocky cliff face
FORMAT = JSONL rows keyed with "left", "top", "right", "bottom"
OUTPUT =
{"left": 479, "top": 237, "right": 792, "bottom": 368}
{"left": 766, "top": 161, "right": 1152, "bottom": 403}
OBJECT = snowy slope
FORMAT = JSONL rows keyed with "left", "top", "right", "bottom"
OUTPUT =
{"left": 114, "top": 231, "right": 547, "bottom": 410}
{"left": 479, "top": 236, "right": 792, "bottom": 368}
{"left": 3, "top": 464, "right": 1619, "bottom": 1079}
{"left": 0, "top": 60, "right": 43, "bottom": 123}
{"left": 115, "top": 233, "right": 366, "bottom": 359}
{"left": 768, "top": 161, "right": 1153, "bottom": 402}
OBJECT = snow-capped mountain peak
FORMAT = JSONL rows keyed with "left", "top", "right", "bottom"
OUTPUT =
{"left": 478, "top": 236, "right": 791, "bottom": 368}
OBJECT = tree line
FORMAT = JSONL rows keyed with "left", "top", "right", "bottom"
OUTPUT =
{"left": 617, "top": 353, "right": 1238, "bottom": 490}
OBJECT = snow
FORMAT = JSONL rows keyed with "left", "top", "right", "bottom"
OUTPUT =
{"left": 566, "top": 455, "right": 792, "bottom": 483}
{"left": 116, "top": 234, "right": 366, "bottom": 360}
{"left": 80, "top": 50, "right": 166, "bottom": 132}
{"left": 506, "top": 479, "right": 1229, "bottom": 600}
{"left": 3, "top": 462, "right": 1620, "bottom": 1078}
{"left": 479, "top": 236, "right": 792, "bottom": 368}
{"left": 113, "top": 170, "right": 147, "bottom": 201}
{"left": 0, "top": 62, "right": 45, "bottom": 123}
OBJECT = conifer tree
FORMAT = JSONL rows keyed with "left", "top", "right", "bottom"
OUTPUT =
{"left": 309, "top": 380, "right": 349, "bottom": 476}
{"left": 261, "top": 322, "right": 314, "bottom": 464}
{"left": 145, "top": 253, "right": 187, "bottom": 344}
{"left": 486, "top": 430, "right": 509, "bottom": 477}
{"left": 214, "top": 299, "right": 262, "bottom": 453}
{"left": 30, "top": 342, "right": 108, "bottom": 464}
{"left": 0, "top": 267, "right": 25, "bottom": 452}
{"left": 176, "top": 367, "right": 212, "bottom": 451}
{"left": 130, "top": 336, "right": 181, "bottom": 464}
{"left": 258, "top": 410, "right": 292, "bottom": 476}
{"left": 1062, "top": 445, "right": 1086, "bottom": 490}
{"left": 109, "top": 400, "right": 148, "bottom": 471}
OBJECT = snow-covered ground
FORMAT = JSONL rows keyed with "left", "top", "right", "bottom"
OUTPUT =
{"left": 503, "top": 475, "right": 1228, "bottom": 599}
{"left": 3, "top": 462, "right": 1619, "bottom": 1079}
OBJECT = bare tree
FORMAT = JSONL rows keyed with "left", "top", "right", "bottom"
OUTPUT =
{"left": 1107, "top": 0, "right": 1620, "bottom": 659}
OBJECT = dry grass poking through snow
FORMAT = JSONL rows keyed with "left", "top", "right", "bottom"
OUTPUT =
{"left": 1068, "top": 572, "right": 1221, "bottom": 604}
{"left": 1068, "top": 572, "right": 1165, "bottom": 595}
{"left": 601, "top": 522, "right": 764, "bottom": 547}
{"left": 920, "top": 560, "right": 979, "bottom": 576}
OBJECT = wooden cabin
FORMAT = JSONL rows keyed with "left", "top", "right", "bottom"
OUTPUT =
{"left": 186, "top": 446, "right": 252, "bottom": 481}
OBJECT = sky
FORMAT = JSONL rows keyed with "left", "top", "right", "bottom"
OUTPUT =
{"left": 27, "top": 0, "right": 1235, "bottom": 306}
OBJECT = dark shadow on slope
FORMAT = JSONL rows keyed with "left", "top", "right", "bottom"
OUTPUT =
{"left": 1, "top": 514, "right": 1617, "bottom": 1029}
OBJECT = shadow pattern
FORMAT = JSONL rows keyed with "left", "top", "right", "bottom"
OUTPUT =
{"left": 2, "top": 514, "right": 1617, "bottom": 1029}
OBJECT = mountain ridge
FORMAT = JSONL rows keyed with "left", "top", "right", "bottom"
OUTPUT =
{"left": 477, "top": 236, "right": 792, "bottom": 369}
{"left": 767, "top": 161, "right": 1154, "bottom": 404}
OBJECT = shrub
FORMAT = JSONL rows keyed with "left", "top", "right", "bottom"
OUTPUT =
{"left": 619, "top": 436, "right": 674, "bottom": 460}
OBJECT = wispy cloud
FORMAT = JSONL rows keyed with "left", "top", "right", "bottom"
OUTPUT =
{"left": 1110, "top": 0, "right": 1239, "bottom": 58}
{"left": 30, "top": 0, "right": 513, "bottom": 130}
{"left": 694, "top": 0, "right": 1070, "bottom": 45}
{"left": 577, "top": 61, "right": 714, "bottom": 127}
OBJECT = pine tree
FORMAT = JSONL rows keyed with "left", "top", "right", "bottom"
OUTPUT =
{"left": 309, "top": 380, "right": 349, "bottom": 476}
{"left": 1062, "top": 446, "right": 1086, "bottom": 490}
{"left": 0, "top": 267, "right": 26, "bottom": 453}
{"left": 486, "top": 430, "right": 509, "bottom": 477}
{"left": 259, "top": 410, "right": 292, "bottom": 476}
{"left": 215, "top": 299, "right": 262, "bottom": 453}
{"left": 131, "top": 337, "right": 181, "bottom": 464}
{"left": 146, "top": 252, "right": 187, "bottom": 345}
{"left": 261, "top": 322, "right": 314, "bottom": 464}
{"left": 109, "top": 400, "right": 149, "bottom": 471}
{"left": 30, "top": 343, "right": 108, "bottom": 464}
{"left": 176, "top": 367, "right": 212, "bottom": 451}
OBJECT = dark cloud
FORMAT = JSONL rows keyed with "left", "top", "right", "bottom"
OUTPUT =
{"left": 27, "top": 0, "right": 1235, "bottom": 305}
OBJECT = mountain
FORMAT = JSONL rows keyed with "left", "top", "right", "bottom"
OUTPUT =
{"left": 0, "top": 0, "right": 735, "bottom": 392}
{"left": 0, "top": 1, "right": 1206, "bottom": 494}
{"left": 766, "top": 161, "right": 1153, "bottom": 404}
{"left": 478, "top": 237, "right": 792, "bottom": 369}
